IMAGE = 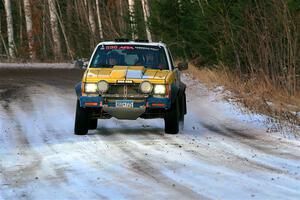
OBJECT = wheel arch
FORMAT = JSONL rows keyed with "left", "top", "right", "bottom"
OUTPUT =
{"left": 75, "top": 82, "right": 82, "bottom": 98}
{"left": 177, "top": 82, "right": 187, "bottom": 115}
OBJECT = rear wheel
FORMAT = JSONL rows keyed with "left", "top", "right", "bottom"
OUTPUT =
{"left": 74, "top": 100, "right": 89, "bottom": 135}
{"left": 164, "top": 98, "right": 180, "bottom": 134}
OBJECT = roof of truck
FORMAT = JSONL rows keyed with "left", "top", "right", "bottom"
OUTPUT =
{"left": 97, "top": 41, "right": 167, "bottom": 48}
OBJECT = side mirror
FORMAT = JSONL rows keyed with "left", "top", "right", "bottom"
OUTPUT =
{"left": 74, "top": 59, "right": 88, "bottom": 69}
{"left": 177, "top": 62, "right": 188, "bottom": 71}
{"left": 82, "top": 63, "right": 88, "bottom": 69}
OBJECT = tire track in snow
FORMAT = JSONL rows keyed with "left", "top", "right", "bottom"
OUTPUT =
{"left": 0, "top": 93, "right": 42, "bottom": 195}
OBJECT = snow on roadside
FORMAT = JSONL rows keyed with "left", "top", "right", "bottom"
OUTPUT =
{"left": 0, "top": 63, "right": 74, "bottom": 69}
{"left": 182, "top": 73, "right": 300, "bottom": 140}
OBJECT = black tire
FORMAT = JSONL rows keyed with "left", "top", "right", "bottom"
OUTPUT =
{"left": 89, "top": 119, "right": 98, "bottom": 130}
{"left": 164, "top": 98, "right": 180, "bottom": 134}
{"left": 179, "top": 93, "right": 186, "bottom": 121}
{"left": 74, "top": 100, "right": 89, "bottom": 135}
{"left": 179, "top": 93, "right": 186, "bottom": 131}
{"left": 183, "top": 92, "right": 187, "bottom": 115}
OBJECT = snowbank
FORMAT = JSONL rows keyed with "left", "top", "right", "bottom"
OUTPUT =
{"left": 0, "top": 63, "right": 75, "bottom": 69}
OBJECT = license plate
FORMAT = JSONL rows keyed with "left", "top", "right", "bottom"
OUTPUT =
{"left": 116, "top": 100, "right": 134, "bottom": 108}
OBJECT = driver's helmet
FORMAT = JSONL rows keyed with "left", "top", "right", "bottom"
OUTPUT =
{"left": 144, "top": 52, "right": 156, "bottom": 67}
{"left": 108, "top": 51, "right": 120, "bottom": 60}
{"left": 107, "top": 51, "right": 120, "bottom": 65}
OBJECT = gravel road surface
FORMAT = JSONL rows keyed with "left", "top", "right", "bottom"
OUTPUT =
{"left": 0, "top": 68, "right": 299, "bottom": 200}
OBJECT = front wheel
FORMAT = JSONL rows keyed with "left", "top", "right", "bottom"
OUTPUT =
{"left": 164, "top": 98, "right": 180, "bottom": 134}
{"left": 179, "top": 92, "right": 186, "bottom": 129}
{"left": 89, "top": 119, "right": 98, "bottom": 130}
{"left": 74, "top": 100, "right": 89, "bottom": 135}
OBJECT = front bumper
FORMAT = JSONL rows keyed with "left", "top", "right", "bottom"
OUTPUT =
{"left": 79, "top": 96, "right": 171, "bottom": 119}
{"left": 80, "top": 96, "right": 171, "bottom": 109}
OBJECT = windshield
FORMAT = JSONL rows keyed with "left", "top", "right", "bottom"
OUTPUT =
{"left": 90, "top": 45, "right": 169, "bottom": 70}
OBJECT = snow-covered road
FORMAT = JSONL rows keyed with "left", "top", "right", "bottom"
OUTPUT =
{"left": 0, "top": 68, "right": 299, "bottom": 200}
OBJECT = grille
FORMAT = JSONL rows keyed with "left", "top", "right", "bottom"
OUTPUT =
{"left": 107, "top": 84, "right": 140, "bottom": 96}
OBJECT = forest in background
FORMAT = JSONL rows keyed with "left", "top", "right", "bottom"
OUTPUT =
{"left": 0, "top": 0, "right": 299, "bottom": 95}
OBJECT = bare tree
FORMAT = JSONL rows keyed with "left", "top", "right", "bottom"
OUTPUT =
{"left": 177, "top": 0, "right": 182, "bottom": 11}
{"left": 88, "top": 0, "right": 96, "bottom": 36}
{"left": 4, "top": 0, "right": 16, "bottom": 58}
{"left": 141, "top": 0, "right": 152, "bottom": 41}
{"left": 118, "top": 0, "right": 125, "bottom": 33}
{"left": 95, "top": 0, "right": 104, "bottom": 40}
{"left": 55, "top": 0, "right": 74, "bottom": 60}
{"left": 0, "top": 21, "right": 9, "bottom": 57}
{"left": 23, "top": 0, "right": 35, "bottom": 59}
{"left": 128, "top": 0, "right": 137, "bottom": 39}
{"left": 48, "top": 0, "right": 61, "bottom": 59}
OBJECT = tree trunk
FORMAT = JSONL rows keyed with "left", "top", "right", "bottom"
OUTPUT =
{"left": 23, "top": 0, "right": 35, "bottom": 59}
{"left": 141, "top": 0, "right": 152, "bottom": 41}
{"left": 56, "top": 0, "right": 74, "bottom": 60}
{"left": 88, "top": 1, "right": 96, "bottom": 37}
{"left": 177, "top": 0, "right": 182, "bottom": 11}
{"left": 128, "top": 0, "right": 137, "bottom": 39}
{"left": 48, "top": 0, "right": 61, "bottom": 60}
{"left": 19, "top": 1, "right": 23, "bottom": 47}
{"left": 42, "top": 0, "right": 47, "bottom": 58}
{"left": 118, "top": 0, "right": 125, "bottom": 34}
{"left": 0, "top": 22, "right": 9, "bottom": 57}
{"left": 86, "top": 0, "right": 96, "bottom": 48}
{"left": 4, "top": 0, "right": 16, "bottom": 58}
{"left": 95, "top": 0, "right": 103, "bottom": 40}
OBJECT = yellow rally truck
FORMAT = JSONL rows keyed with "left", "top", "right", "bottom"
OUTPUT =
{"left": 74, "top": 40, "right": 187, "bottom": 135}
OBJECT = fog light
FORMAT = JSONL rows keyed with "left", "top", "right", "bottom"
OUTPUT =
{"left": 140, "top": 81, "right": 153, "bottom": 93}
{"left": 97, "top": 80, "right": 109, "bottom": 93}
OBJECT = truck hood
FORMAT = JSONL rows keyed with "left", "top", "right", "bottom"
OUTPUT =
{"left": 84, "top": 66, "right": 173, "bottom": 83}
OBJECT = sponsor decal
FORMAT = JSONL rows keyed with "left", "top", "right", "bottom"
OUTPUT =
{"left": 105, "top": 45, "right": 135, "bottom": 50}
{"left": 104, "top": 45, "right": 159, "bottom": 51}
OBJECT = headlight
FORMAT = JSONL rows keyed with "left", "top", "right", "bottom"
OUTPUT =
{"left": 154, "top": 85, "right": 166, "bottom": 94}
{"left": 140, "top": 81, "right": 153, "bottom": 93}
{"left": 85, "top": 83, "right": 98, "bottom": 93}
{"left": 97, "top": 80, "right": 109, "bottom": 93}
